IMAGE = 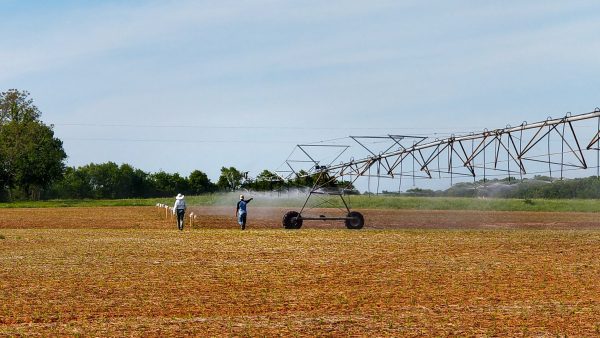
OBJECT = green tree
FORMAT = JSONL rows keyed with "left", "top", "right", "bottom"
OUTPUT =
{"left": 149, "top": 171, "right": 189, "bottom": 197}
{"left": 113, "top": 164, "right": 149, "bottom": 198}
{"left": 83, "top": 162, "right": 120, "bottom": 199}
{"left": 49, "top": 166, "right": 93, "bottom": 199}
{"left": 252, "top": 170, "right": 283, "bottom": 191}
{"left": 0, "top": 90, "right": 66, "bottom": 200}
{"left": 0, "top": 153, "right": 11, "bottom": 200}
{"left": 0, "top": 120, "right": 66, "bottom": 199}
{"left": 49, "top": 163, "right": 154, "bottom": 199}
{"left": 217, "top": 166, "right": 244, "bottom": 191}
{"left": 189, "top": 170, "right": 215, "bottom": 194}
{"left": 0, "top": 89, "right": 41, "bottom": 124}
{"left": 128, "top": 166, "right": 151, "bottom": 197}
{"left": 290, "top": 170, "right": 314, "bottom": 188}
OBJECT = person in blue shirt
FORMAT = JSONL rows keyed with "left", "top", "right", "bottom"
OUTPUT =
{"left": 236, "top": 194, "right": 253, "bottom": 230}
{"left": 173, "top": 193, "right": 186, "bottom": 231}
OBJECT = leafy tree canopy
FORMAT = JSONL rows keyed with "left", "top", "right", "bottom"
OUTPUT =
{"left": 217, "top": 166, "right": 244, "bottom": 191}
{"left": 0, "top": 89, "right": 66, "bottom": 200}
{"left": 189, "top": 170, "right": 216, "bottom": 194}
{"left": 0, "top": 89, "right": 41, "bottom": 124}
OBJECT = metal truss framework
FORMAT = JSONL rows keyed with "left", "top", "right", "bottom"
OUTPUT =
{"left": 278, "top": 109, "right": 600, "bottom": 193}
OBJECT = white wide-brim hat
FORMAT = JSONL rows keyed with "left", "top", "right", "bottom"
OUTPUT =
{"left": 176, "top": 193, "right": 184, "bottom": 200}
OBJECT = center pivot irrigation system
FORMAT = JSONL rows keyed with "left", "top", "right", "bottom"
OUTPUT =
{"left": 276, "top": 108, "right": 600, "bottom": 229}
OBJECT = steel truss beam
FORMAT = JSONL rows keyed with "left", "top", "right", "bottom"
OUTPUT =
{"left": 277, "top": 109, "right": 600, "bottom": 193}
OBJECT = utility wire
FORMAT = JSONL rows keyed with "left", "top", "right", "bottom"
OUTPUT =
{"left": 62, "top": 137, "right": 302, "bottom": 144}
{"left": 54, "top": 122, "right": 490, "bottom": 133}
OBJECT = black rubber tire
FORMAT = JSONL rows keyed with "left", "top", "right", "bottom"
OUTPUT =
{"left": 345, "top": 211, "right": 364, "bottom": 229}
{"left": 282, "top": 211, "right": 303, "bottom": 229}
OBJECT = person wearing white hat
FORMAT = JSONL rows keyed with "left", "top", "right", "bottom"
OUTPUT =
{"left": 173, "top": 193, "right": 187, "bottom": 230}
{"left": 235, "top": 194, "right": 253, "bottom": 230}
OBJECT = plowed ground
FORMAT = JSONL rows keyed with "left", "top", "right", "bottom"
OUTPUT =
{"left": 1, "top": 206, "right": 600, "bottom": 336}
{"left": 1, "top": 206, "right": 598, "bottom": 229}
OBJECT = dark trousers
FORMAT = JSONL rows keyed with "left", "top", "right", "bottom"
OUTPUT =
{"left": 176, "top": 209, "right": 185, "bottom": 230}
{"left": 239, "top": 213, "right": 247, "bottom": 230}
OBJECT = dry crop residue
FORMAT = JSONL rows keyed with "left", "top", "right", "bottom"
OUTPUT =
{"left": 1, "top": 206, "right": 599, "bottom": 230}
{"left": 1, "top": 207, "right": 600, "bottom": 336}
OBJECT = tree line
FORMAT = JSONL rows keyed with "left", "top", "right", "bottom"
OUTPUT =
{"left": 0, "top": 89, "right": 299, "bottom": 201}
{"left": 1, "top": 89, "right": 598, "bottom": 201}
{"left": 393, "top": 176, "right": 600, "bottom": 199}
{"left": 46, "top": 164, "right": 287, "bottom": 199}
{"left": 46, "top": 165, "right": 351, "bottom": 199}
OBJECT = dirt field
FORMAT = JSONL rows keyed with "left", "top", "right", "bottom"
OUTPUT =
{"left": 1, "top": 205, "right": 599, "bottom": 230}
{"left": 1, "top": 206, "right": 600, "bottom": 336}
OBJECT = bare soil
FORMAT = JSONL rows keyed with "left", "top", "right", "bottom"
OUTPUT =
{"left": 1, "top": 206, "right": 600, "bottom": 336}
{"left": 2, "top": 206, "right": 598, "bottom": 230}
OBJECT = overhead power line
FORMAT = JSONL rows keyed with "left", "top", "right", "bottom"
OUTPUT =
{"left": 62, "top": 137, "right": 300, "bottom": 144}
{"left": 54, "top": 122, "right": 488, "bottom": 132}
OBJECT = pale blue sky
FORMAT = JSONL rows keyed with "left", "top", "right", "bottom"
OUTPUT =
{"left": 1, "top": 1, "right": 599, "bottom": 190}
